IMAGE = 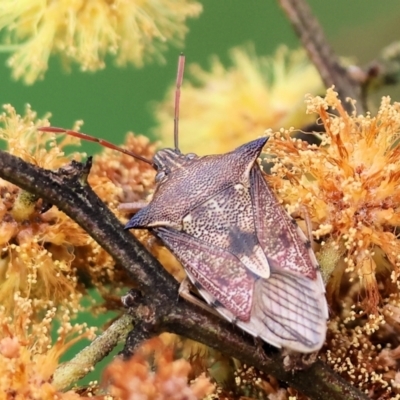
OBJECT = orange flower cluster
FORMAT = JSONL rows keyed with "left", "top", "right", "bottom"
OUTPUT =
{"left": 0, "top": 294, "right": 95, "bottom": 400}
{"left": 265, "top": 89, "right": 400, "bottom": 314}
{"left": 105, "top": 338, "right": 214, "bottom": 400}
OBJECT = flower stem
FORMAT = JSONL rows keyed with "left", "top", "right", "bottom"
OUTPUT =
{"left": 52, "top": 313, "right": 132, "bottom": 390}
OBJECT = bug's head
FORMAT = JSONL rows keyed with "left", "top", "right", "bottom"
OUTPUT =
{"left": 152, "top": 148, "right": 198, "bottom": 184}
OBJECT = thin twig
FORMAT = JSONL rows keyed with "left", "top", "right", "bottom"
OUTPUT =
{"left": 0, "top": 151, "right": 368, "bottom": 400}
{"left": 278, "top": 0, "right": 364, "bottom": 113}
{"left": 53, "top": 313, "right": 133, "bottom": 390}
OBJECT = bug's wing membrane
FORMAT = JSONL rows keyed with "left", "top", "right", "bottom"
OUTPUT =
{"left": 248, "top": 165, "right": 328, "bottom": 352}
{"left": 155, "top": 227, "right": 254, "bottom": 321}
{"left": 250, "top": 273, "right": 326, "bottom": 352}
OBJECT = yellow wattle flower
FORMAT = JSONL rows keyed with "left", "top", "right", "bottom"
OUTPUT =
{"left": 0, "top": 104, "right": 87, "bottom": 315}
{"left": 154, "top": 46, "right": 323, "bottom": 155}
{"left": 0, "top": 0, "right": 202, "bottom": 84}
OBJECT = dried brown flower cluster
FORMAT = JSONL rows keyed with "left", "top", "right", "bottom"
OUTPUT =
{"left": 158, "top": 335, "right": 307, "bottom": 399}
{"left": 106, "top": 331, "right": 313, "bottom": 399}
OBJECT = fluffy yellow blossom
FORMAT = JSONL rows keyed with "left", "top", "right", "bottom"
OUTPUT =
{"left": 0, "top": 104, "right": 82, "bottom": 168}
{"left": 0, "top": 104, "right": 89, "bottom": 315}
{"left": 265, "top": 89, "right": 400, "bottom": 312}
{"left": 154, "top": 46, "right": 323, "bottom": 155}
{"left": 0, "top": 293, "right": 96, "bottom": 399}
{"left": 0, "top": 0, "right": 202, "bottom": 84}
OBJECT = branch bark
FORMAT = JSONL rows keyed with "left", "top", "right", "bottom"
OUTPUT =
{"left": 0, "top": 150, "right": 368, "bottom": 400}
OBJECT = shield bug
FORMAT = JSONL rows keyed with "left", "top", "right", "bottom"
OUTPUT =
{"left": 40, "top": 55, "right": 328, "bottom": 353}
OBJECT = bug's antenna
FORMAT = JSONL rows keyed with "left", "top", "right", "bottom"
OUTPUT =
{"left": 174, "top": 54, "right": 185, "bottom": 152}
{"left": 39, "top": 127, "right": 154, "bottom": 166}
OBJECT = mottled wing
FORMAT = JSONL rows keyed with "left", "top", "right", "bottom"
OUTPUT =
{"left": 155, "top": 227, "right": 254, "bottom": 321}
{"left": 182, "top": 185, "right": 271, "bottom": 278}
{"left": 248, "top": 165, "right": 328, "bottom": 352}
{"left": 251, "top": 165, "right": 318, "bottom": 279}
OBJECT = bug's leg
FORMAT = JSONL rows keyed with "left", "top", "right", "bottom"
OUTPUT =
{"left": 291, "top": 205, "right": 314, "bottom": 245}
{"left": 254, "top": 337, "right": 272, "bottom": 361}
{"left": 301, "top": 205, "right": 314, "bottom": 243}
{"left": 178, "top": 277, "right": 220, "bottom": 317}
{"left": 118, "top": 201, "right": 148, "bottom": 213}
{"left": 121, "top": 288, "right": 143, "bottom": 308}
{"left": 282, "top": 348, "right": 319, "bottom": 371}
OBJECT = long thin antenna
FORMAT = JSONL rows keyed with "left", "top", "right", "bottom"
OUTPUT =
{"left": 174, "top": 54, "right": 185, "bottom": 152}
{"left": 39, "top": 126, "right": 154, "bottom": 166}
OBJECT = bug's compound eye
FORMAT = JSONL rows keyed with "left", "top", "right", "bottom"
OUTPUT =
{"left": 185, "top": 153, "right": 197, "bottom": 160}
{"left": 155, "top": 170, "right": 168, "bottom": 183}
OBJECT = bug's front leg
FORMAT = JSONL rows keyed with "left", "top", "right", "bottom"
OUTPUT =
{"left": 178, "top": 276, "right": 220, "bottom": 318}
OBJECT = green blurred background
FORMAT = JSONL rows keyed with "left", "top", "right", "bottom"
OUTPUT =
{"left": 1, "top": 0, "right": 399, "bottom": 388}
{"left": 0, "top": 0, "right": 399, "bottom": 155}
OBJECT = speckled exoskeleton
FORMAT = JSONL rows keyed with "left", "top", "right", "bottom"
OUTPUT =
{"left": 125, "top": 137, "right": 328, "bottom": 353}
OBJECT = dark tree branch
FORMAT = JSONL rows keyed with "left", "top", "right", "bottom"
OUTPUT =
{"left": 0, "top": 150, "right": 368, "bottom": 400}
{"left": 278, "top": 0, "right": 364, "bottom": 113}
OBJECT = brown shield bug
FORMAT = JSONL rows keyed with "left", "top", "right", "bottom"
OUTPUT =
{"left": 40, "top": 55, "right": 328, "bottom": 353}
